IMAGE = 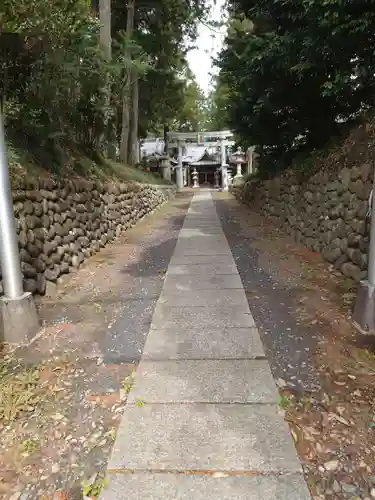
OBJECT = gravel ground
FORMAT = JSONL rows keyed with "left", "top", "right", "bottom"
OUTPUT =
{"left": 214, "top": 192, "right": 322, "bottom": 392}
{"left": 214, "top": 191, "right": 375, "bottom": 500}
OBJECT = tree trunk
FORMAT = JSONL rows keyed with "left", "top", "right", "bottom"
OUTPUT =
{"left": 119, "top": 0, "right": 135, "bottom": 164}
{"left": 120, "top": 97, "right": 131, "bottom": 163}
{"left": 99, "top": 0, "right": 112, "bottom": 156}
{"left": 99, "top": 0, "right": 111, "bottom": 61}
{"left": 129, "top": 74, "right": 139, "bottom": 165}
{"left": 163, "top": 125, "right": 169, "bottom": 154}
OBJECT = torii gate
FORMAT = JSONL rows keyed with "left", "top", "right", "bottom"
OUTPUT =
{"left": 166, "top": 130, "right": 235, "bottom": 190}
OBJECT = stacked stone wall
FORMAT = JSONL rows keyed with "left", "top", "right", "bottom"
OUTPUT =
{"left": 0, "top": 180, "right": 175, "bottom": 295}
{"left": 232, "top": 164, "right": 373, "bottom": 281}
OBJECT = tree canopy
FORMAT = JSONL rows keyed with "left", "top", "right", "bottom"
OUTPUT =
{"left": 217, "top": 0, "right": 375, "bottom": 172}
{"left": 1, "top": 0, "right": 209, "bottom": 167}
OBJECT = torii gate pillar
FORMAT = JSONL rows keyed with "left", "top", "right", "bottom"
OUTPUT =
{"left": 176, "top": 140, "right": 184, "bottom": 190}
{"left": 220, "top": 140, "right": 228, "bottom": 192}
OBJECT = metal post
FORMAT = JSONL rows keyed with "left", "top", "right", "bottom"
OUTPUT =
{"left": 0, "top": 110, "right": 23, "bottom": 299}
{"left": 353, "top": 164, "right": 375, "bottom": 334}
{"left": 176, "top": 140, "right": 184, "bottom": 189}
{"left": 0, "top": 109, "right": 39, "bottom": 344}
{"left": 368, "top": 177, "right": 375, "bottom": 286}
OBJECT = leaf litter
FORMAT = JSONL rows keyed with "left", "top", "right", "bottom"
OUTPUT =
{"left": 224, "top": 195, "right": 375, "bottom": 499}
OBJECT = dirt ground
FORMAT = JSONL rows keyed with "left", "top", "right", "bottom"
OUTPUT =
{"left": 1, "top": 190, "right": 375, "bottom": 499}
{"left": 0, "top": 193, "right": 191, "bottom": 499}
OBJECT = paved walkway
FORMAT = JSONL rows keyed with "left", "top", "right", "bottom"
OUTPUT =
{"left": 102, "top": 191, "right": 311, "bottom": 499}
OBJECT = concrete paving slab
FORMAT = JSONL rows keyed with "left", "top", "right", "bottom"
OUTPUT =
{"left": 158, "top": 289, "right": 248, "bottom": 307}
{"left": 182, "top": 228, "right": 223, "bottom": 236}
{"left": 182, "top": 215, "right": 219, "bottom": 220}
{"left": 142, "top": 327, "right": 265, "bottom": 360}
{"left": 172, "top": 246, "right": 231, "bottom": 256}
{"left": 162, "top": 274, "right": 244, "bottom": 292}
{"left": 106, "top": 404, "right": 302, "bottom": 473}
{"left": 184, "top": 216, "right": 219, "bottom": 221}
{"left": 128, "top": 359, "right": 278, "bottom": 403}
{"left": 169, "top": 254, "right": 236, "bottom": 265}
{"left": 183, "top": 216, "right": 219, "bottom": 221}
{"left": 174, "top": 240, "right": 230, "bottom": 250}
{"left": 174, "top": 235, "right": 229, "bottom": 244}
{"left": 102, "top": 472, "right": 311, "bottom": 500}
{"left": 179, "top": 229, "right": 224, "bottom": 237}
{"left": 167, "top": 263, "right": 238, "bottom": 276}
{"left": 176, "top": 232, "right": 226, "bottom": 240}
{"left": 180, "top": 230, "right": 224, "bottom": 237}
{"left": 183, "top": 216, "right": 220, "bottom": 219}
{"left": 182, "top": 220, "right": 221, "bottom": 225}
{"left": 151, "top": 305, "right": 255, "bottom": 329}
{"left": 183, "top": 218, "right": 219, "bottom": 222}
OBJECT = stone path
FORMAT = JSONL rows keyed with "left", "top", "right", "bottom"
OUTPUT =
{"left": 102, "top": 191, "right": 311, "bottom": 499}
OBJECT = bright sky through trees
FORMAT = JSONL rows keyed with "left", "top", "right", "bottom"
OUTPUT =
{"left": 187, "top": 0, "right": 227, "bottom": 95}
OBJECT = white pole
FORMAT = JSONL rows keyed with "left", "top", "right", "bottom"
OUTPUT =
{"left": 247, "top": 147, "right": 254, "bottom": 175}
{"left": 220, "top": 140, "right": 228, "bottom": 191}
{"left": 176, "top": 140, "right": 184, "bottom": 189}
{"left": 352, "top": 164, "right": 375, "bottom": 334}
{"left": 368, "top": 171, "right": 375, "bottom": 286}
{"left": 0, "top": 110, "right": 24, "bottom": 298}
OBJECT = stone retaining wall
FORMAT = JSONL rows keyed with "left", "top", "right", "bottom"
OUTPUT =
{"left": 0, "top": 180, "right": 175, "bottom": 295}
{"left": 232, "top": 163, "right": 373, "bottom": 281}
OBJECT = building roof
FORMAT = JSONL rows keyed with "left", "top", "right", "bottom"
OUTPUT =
{"left": 190, "top": 159, "right": 220, "bottom": 166}
{"left": 189, "top": 150, "right": 220, "bottom": 166}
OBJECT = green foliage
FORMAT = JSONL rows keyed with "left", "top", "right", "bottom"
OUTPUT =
{"left": 1, "top": 0, "right": 125, "bottom": 162}
{"left": 82, "top": 477, "right": 109, "bottom": 497}
{"left": 114, "top": 0, "right": 209, "bottom": 136}
{"left": 279, "top": 394, "right": 291, "bottom": 410}
{"left": 202, "top": 73, "right": 232, "bottom": 131}
{"left": 173, "top": 74, "right": 205, "bottom": 132}
{"left": 1, "top": 0, "right": 209, "bottom": 169}
{"left": 217, "top": 0, "right": 375, "bottom": 173}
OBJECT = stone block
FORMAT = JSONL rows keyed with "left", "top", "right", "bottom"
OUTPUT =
{"left": 322, "top": 247, "right": 341, "bottom": 263}
{"left": 341, "top": 262, "right": 362, "bottom": 281}
{"left": 361, "top": 163, "right": 372, "bottom": 182}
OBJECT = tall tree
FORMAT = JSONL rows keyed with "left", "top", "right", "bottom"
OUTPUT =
{"left": 201, "top": 73, "right": 231, "bottom": 131}
{"left": 99, "top": 0, "right": 116, "bottom": 158}
{"left": 114, "top": 0, "right": 208, "bottom": 140}
{"left": 129, "top": 67, "right": 139, "bottom": 165}
{"left": 119, "top": 0, "right": 135, "bottom": 163}
{"left": 1, "top": 0, "right": 209, "bottom": 166}
{"left": 217, "top": 0, "right": 375, "bottom": 171}
{"left": 172, "top": 74, "right": 205, "bottom": 132}
{"left": 99, "top": 0, "right": 111, "bottom": 61}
